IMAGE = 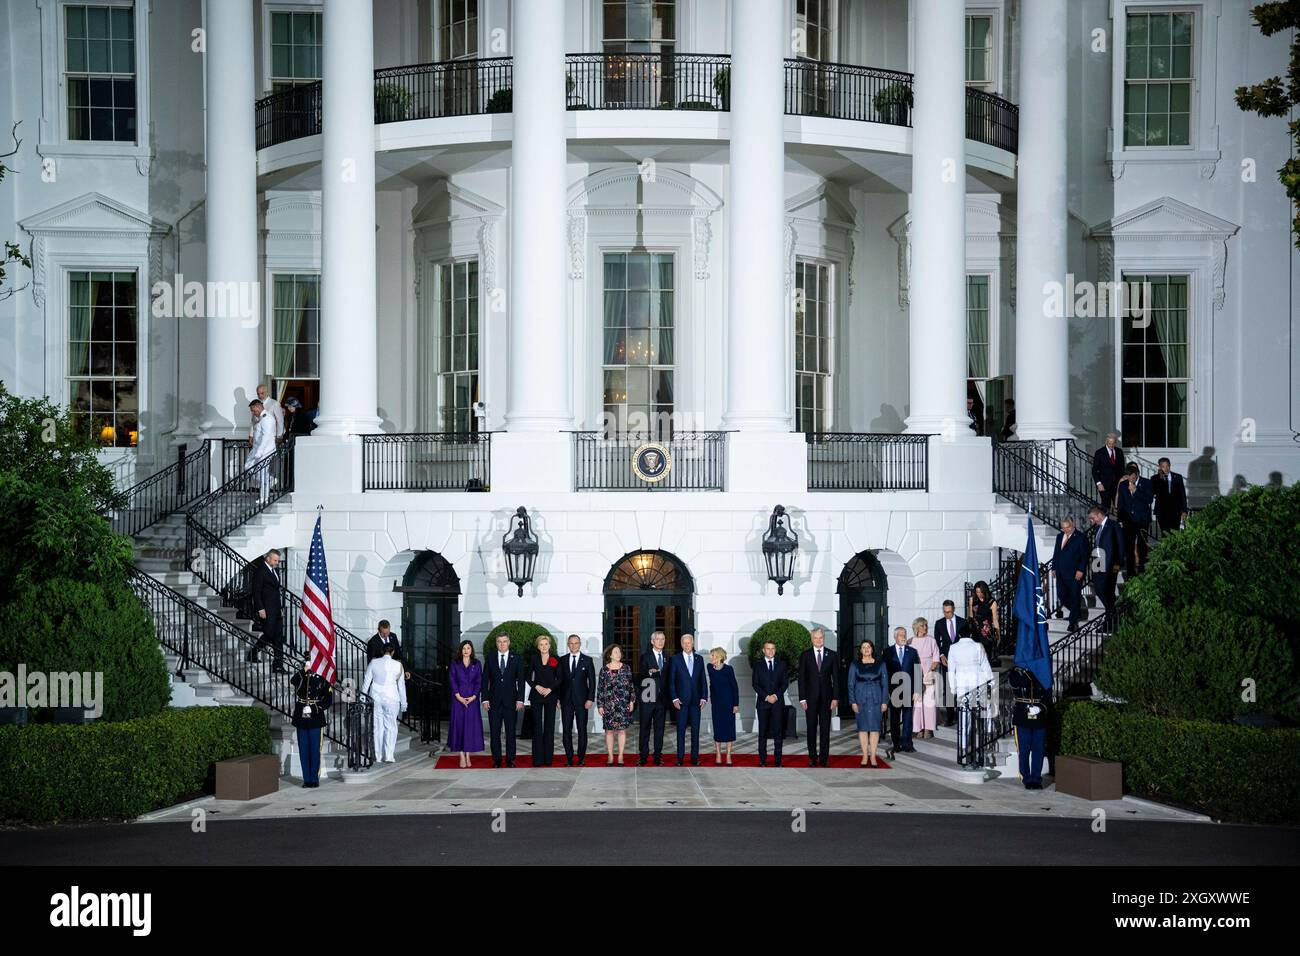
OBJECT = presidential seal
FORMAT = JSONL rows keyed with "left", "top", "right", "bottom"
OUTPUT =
{"left": 631, "top": 442, "right": 672, "bottom": 483}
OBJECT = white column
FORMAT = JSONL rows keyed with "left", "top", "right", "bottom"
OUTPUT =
{"left": 503, "top": 0, "right": 569, "bottom": 431}
{"left": 313, "top": 0, "right": 380, "bottom": 436}
{"left": 1013, "top": 0, "right": 1073, "bottom": 439}
{"left": 721, "top": 0, "right": 787, "bottom": 432}
{"left": 905, "top": 0, "right": 968, "bottom": 436}
{"left": 201, "top": 0, "right": 259, "bottom": 437}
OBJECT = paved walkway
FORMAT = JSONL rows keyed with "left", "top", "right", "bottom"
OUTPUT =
{"left": 142, "top": 728, "right": 1202, "bottom": 825}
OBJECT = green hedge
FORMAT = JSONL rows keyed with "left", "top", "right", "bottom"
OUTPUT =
{"left": 0, "top": 706, "right": 272, "bottom": 823}
{"left": 482, "top": 621, "right": 556, "bottom": 660}
{"left": 0, "top": 578, "right": 171, "bottom": 722}
{"left": 745, "top": 619, "right": 813, "bottom": 674}
{"left": 1060, "top": 702, "right": 1300, "bottom": 824}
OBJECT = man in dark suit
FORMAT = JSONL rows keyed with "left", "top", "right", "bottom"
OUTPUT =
{"left": 668, "top": 633, "right": 708, "bottom": 766}
{"left": 1051, "top": 516, "right": 1089, "bottom": 632}
{"left": 481, "top": 633, "right": 525, "bottom": 767}
{"left": 248, "top": 548, "right": 285, "bottom": 672}
{"left": 883, "top": 626, "right": 920, "bottom": 756}
{"left": 558, "top": 634, "right": 596, "bottom": 766}
{"left": 797, "top": 627, "right": 838, "bottom": 767}
{"left": 1088, "top": 504, "right": 1124, "bottom": 631}
{"left": 933, "top": 600, "right": 965, "bottom": 727}
{"left": 637, "top": 630, "right": 670, "bottom": 766}
{"left": 1092, "top": 432, "right": 1126, "bottom": 512}
{"left": 367, "top": 619, "right": 402, "bottom": 662}
{"left": 1116, "top": 463, "right": 1154, "bottom": 576}
{"left": 1152, "top": 456, "right": 1188, "bottom": 535}
{"left": 752, "top": 638, "right": 789, "bottom": 767}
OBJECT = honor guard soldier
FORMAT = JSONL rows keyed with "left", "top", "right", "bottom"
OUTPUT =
{"left": 1009, "top": 665, "right": 1049, "bottom": 790}
{"left": 290, "top": 665, "right": 334, "bottom": 788}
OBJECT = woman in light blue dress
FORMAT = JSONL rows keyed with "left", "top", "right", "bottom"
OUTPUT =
{"left": 847, "top": 639, "right": 890, "bottom": 766}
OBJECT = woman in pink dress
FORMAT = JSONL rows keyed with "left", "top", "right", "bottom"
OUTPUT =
{"left": 910, "top": 617, "right": 941, "bottom": 739}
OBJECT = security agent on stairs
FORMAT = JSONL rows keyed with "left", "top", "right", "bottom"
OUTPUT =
{"left": 1009, "top": 665, "right": 1049, "bottom": 789}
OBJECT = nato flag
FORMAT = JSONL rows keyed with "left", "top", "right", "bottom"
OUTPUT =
{"left": 1013, "top": 513, "right": 1053, "bottom": 690}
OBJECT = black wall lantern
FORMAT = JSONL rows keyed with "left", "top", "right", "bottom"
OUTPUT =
{"left": 502, "top": 506, "right": 539, "bottom": 596}
{"left": 762, "top": 504, "right": 798, "bottom": 595}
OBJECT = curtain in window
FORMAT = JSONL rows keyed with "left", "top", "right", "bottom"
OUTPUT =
{"left": 68, "top": 273, "right": 91, "bottom": 378}
{"left": 273, "top": 276, "right": 297, "bottom": 381}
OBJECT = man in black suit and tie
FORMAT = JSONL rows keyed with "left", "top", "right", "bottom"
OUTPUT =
{"left": 638, "top": 630, "right": 670, "bottom": 766}
{"left": 481, "top": 633, "right": 525, "bottom": 767}
{"left": 668, "top": 633, "right": 708, "bottom": 766}
{"left": 1088, "top": 504, "right": 1124, "bottom": 631}
{"left": 248, "top": 548, "right": 286, "bottom": 673}
{"left": 558, "top": 634, "right": 596, "bottom": 766}
{"left": 933, "top": 600, "right": 964, "bottom": 727}
{"left": 797, "top": 628, "right": 838, "bottom": 767}
{"left": 1051, "top": 516, "right": 1089, "bottom": 632}
{"left": 884, "top": 626, "right": 920, "bottom": 757}
{"left": 366, "top": 619, "right": 403, "bottom": 663}
{"left": 752, "top": 639, "right": 789, "bottom": 767}
{"left": 1092, "top": 432, "right": 1126, "bottom": 512}
{"left": 1152, "top": 456, "right": 1188, "bottom": 535}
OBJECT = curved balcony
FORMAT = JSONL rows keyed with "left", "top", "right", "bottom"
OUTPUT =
{"left": 254, "top": 53, "right": 1018, "bottom": 156}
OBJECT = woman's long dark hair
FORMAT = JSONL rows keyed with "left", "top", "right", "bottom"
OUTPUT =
{"left": 456, "top": 639, "right": 476, "bottom": 665}
{"left": 972, "top": 580, "right": 992, "bottom": 605}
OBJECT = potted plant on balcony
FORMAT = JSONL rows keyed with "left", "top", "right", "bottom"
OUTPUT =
{"left": 873, "top": 81, "right": 913, "bottom": 126}
{"left": 713, "top": 66, "right": 730, "bottom": 110}
{"left": 486, "top": 87, "right": 513, "bottom": 113}
{"left": 374, "top": 82, "right": 412, "bottom": 123}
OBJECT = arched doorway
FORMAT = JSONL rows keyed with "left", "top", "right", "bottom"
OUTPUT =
{"left": 395, "top": 551, "right": 461, "bottom": 715}
{"left": 836, "top": 551, "right": 889, "bottom": 717}
{"left": 603, "top": 550, "right": 695, "bottom": 673}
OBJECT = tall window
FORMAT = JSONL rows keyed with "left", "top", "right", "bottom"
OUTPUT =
{"left": 965, "top": 15, "right": 995, "bottom": 91}
{"left": 438, "top": 0, "right": 478, "bottom": 59}
{"left": 272, "top": 274, "right": 320, "bottom": 384}
{"left": 795, "top": 0, "right": 833, "bottom": 61}
{"left": 68, "top": 270, "right": 137, "bottom": 446}
{"left": 1121, "top": 274, "right": 1189, "bottom": 448}
{"left": 794, "top": 259, "right": 832, "bottom": 433}
{"left": 966, "top": 274, "right": 990, "bottom": 380}
{"left": 602, "top": 0, "right": 675, "bottom": 53}
{"left": 1123, "top": 11, "right": 1193, "bottom": 147}
{"left": 65, "top": 4, "right": 136, "bottom": 142}
{"left": 439, "top": 259, "right": 479, "bottom": 434}
{"left": 269, "top": 10, "right": 322, "bottom": 92}
{"left": 603, "top": 252, "right": 674, "bottom": 436}
{"left": 602, "top": 0, "right": 676, "bottom": 107}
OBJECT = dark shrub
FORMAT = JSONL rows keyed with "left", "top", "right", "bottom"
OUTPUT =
{"left": 482, "top": 621, "right": 557, "bottom": 660}
{"left": 745, "top": 619, "right": 813, "bottom": 674}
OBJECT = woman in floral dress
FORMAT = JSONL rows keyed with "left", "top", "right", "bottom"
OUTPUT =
{"left": 596, "top": 644, "right": 635, "bottom": 765}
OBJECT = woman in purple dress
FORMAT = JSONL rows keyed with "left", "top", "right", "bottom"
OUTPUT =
{"left": 448, "top": 639, "right": 484, "bottom": 767}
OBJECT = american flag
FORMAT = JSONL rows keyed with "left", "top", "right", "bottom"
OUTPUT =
{"left": 300, "top": 515, "right": 336, "bottom": 683}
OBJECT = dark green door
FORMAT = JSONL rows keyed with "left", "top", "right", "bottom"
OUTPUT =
{"left": 836, "top": 552, "right": 889, "bottom": 718}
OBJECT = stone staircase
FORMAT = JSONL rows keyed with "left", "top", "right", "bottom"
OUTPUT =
{"left": 990, "top": 496, "right": 1067, "bottom": 552}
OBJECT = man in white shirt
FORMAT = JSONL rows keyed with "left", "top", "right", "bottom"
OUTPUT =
{"left": 947, "top": 632, "right": 993, "bottom": 768}
{"left": 244, "top": 399, "right": 277, "bottom": 502}
{"left": 362, "top": 642, "right": 407, "bottom": 762}
{"left": 254, "top": 383, "right": 285, "bottom": 441}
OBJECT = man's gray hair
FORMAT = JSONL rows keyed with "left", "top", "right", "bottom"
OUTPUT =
{"left": 265, "top": 548, "right": 281, "bottom": 558}
{"left": 810, "top": 627, "right": 825, "bottom": 639}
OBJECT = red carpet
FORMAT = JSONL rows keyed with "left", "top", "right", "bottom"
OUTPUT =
{"left": 433, "top": 753, "right": 891, "bottom": 770}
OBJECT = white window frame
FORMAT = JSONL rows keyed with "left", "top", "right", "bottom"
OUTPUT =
{"left": 597, "top": 248, "right": 679, "bottom": 437}
{"left": 1108, "top": 0, "right": 1222, "bottom": 177}
{"left": 964, "top": 9, "right": 999, "bottom": 93}
{"left": 36, "top": 0, "right": 152, "bottom": 163}
{"left": 965, "top": 272, "right": 994, "bottom": 382}
{"left": 1116, "top": 272, "right": 1192, "bottom": 452}
{"left": 435, "top": 256, "right": 482, "bottom": 434}
{"left": 594, "top": 0, "right": 681, "bottom": 53}
{"left": 791, "top": 0, "right": 839, "bottom": 62}
{"left": 793, "top": 256, "right": 835, "bottom": 433}
{"left": 266, "top": 272, "right": 322, "bottom": 389}
{"left": 433, "top": 0, "right": 481, "bottom": 62}
{"left": 65, "top": 268, "right": 141, "bottom": 448}
{"left": 261, "top": 2, "right": 325, "bottom": 96}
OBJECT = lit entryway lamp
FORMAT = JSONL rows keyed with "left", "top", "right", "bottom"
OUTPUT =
{"left": 762, "top": 504, "right": 798, "bottom": 595}
{"left": 502, "top": 506, "right": 539, "bottom": 596}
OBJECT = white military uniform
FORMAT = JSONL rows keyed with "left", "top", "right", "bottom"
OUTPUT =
{"left": 251, "top": 395, "right": 285, "bottom": 440}
{"left": 362, "top": 654, "right": 407, "bottom": 762}
{"left": 244, "top": 412, "right": 277, "bottom": 501}
{"left": 947, "top": 637, "right": 994, "bottom": 761}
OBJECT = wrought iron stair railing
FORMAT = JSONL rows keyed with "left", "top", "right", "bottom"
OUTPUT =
{"left": 128, "top": 566, "right": 374, "bottom": 768}
{"left": 993, "top": 441, "right": 1098, "bottom": 531}
{"left": 111, "top": 440, "right": 213, "bottom": 537}
{"left": 184, "top": 442, "right": 443, "bottom": 742}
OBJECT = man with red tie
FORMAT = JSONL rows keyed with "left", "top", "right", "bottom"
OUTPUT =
{"left": 1092, "top": 432, "right": 1127, "bottom": 512}
{"left": 797, "top": 628, "right": 838, "bottom": 767}
{"left": 1051, "top": 516, "right": 1090, "bottom": 632}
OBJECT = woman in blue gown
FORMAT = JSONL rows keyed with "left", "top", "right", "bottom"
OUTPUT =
{"left": 707, "top": 647, "right": 740, "bottom": 765}
{"left": 847, "top": 639, "right": 890, "bottom": 767}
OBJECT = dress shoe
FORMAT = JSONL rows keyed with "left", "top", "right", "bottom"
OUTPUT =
{"left": 1067, "top": 623, "right": 1079, "bottom": 633}
{"left": 506, "top": 760, "right": 516, "bottom": 768}
{"left": 773, "top": 760, "right": 782, "bottom": 768}
{"left": 638, "top": 758, "right": 648, "bottom": 767}
{"left": 903, "top": 746, "right": 916, "bottom": 753}
{"left": 565, "top": 757, "right": 573, "bottom": 766}
{"left": 819, "top": 760, "right": 829, "bottom": 768}
{"left": 759, "top": 760, "right": 767, "bottom": 767}
{"left": 492, "top": 760, "right": 501, "bottom": 768}
{"left": 653, "top": 757, "right": 662, "bottom": 766}
{"left": 690, "top": 758, "right": 700, "bottom": 766}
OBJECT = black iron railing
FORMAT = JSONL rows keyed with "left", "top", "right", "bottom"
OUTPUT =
{"left": 128, "top": 566, "right": 375, "bottom": 764}
{"left": 190, "top": 441, "right": 295, "bottom": 543}
{"left": 361, "top": 432, "right": 491, "bottom": 492}
{"left": 573, "top": 431, "right": 727, "bottom": 491}
{"left": 345, "top": 698, "right": 376, "bottom": 770}
{"left": 566, "top": 52, "right": 730, "bottom": 111}
{"left": 805, "top": 432, "right": 930, "bottom": 491}
{"left": 1050, "top": 609, "right": 1113, "bottom": 702}
{"left": 255, "top": 82, "right": 323, "bottom": 149}
{"left": 111, "top": 441, "right": 212, "bottom": 537}
{"left": 993, "top": 442, "right": 1096, "bottom": 531}
{"left": 785, "top": 59, "right": 913, "bottom": 125}
{"left": 966, "top": 87, "right": 1019, "bottom": 152}
{"left": 375, "top": 56, "right": 515, "bottom": 122}
{"left": 954, "top": 675, "right": 1013, "bottom": 768}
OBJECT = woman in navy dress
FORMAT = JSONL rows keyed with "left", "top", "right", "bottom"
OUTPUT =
{"left": 448, "top": 640, "right": 484, "bottom": 767}
{"left": 847, "top": 639, "right": 890, "bottom": 767}
{"left": 707, "top": 648, "right": 740, "bottom": 765}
